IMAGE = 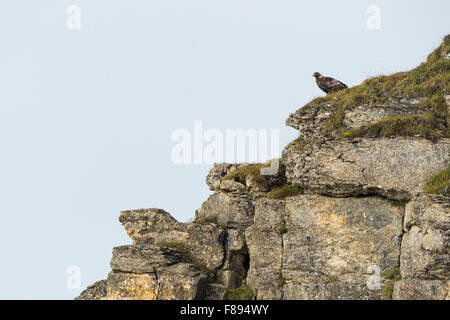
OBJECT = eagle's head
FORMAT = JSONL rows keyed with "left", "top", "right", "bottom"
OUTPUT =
{"left": 313, "top": 72, "right": 322, "bottom": 78}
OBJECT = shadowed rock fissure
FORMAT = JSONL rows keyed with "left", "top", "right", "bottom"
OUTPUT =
{"left": 153, "top": 267, "right": 160, "bottom": 300}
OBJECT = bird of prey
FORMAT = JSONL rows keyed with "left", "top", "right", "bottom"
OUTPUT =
{"left": 313, "top": 72, "right": 348, "bottom": 94}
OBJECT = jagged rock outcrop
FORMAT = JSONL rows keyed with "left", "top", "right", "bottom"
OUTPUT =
{"left": 77, "top": 36, "right": 449, "bottom": 300}
{"left": 119, "top": 208, "right": 225, "bottom": 271}
{"left": 286, "top": 100, "right": 426, "bottom": 139}
{"left": 283, "top": 137, "right": 449, "bottom": 200}
{"left": 75, "top": 280, "right": 106, "bottom": 300}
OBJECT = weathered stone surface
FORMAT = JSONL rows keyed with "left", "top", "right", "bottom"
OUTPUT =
{"left": 219, "top": 179, "right": 246, "bottom": 192}
{"left": 284, "top": 137, "right": 450, "bottom": 200}
{"left": 393, "top": 279, "right": 449, "bottom": 300}
{"left": 204, "top": 283, "right": 226, "bottom": 300}
{"left": 119, "top": 209, "right": 225, "bottom": 270}
{"left": 103, "top": 244, "right": 209, "bottom": 300}
{"left": 206, "top": 163, "right": 241, "bottom": 191}
{"left": 245, "top": 228, "right": 283, "bottom": 300}
{"left": 245, "top": 195, "right": 404, "bottom": 300}
{"left": 105, "top": 267, "right": 207, "bottom": 300}
{"left": 205, "top": 162, "right": 286, "bottom": 194}
{"left": 283, "top": 195, "right": 404, "bottom": 300}
{"left": 105, "top": 272, "right": 159, "bottom": 300}
{"left": 110, "top": 245, "right": 181, "bottom": 273}
{"left": 245, "top": 199, "right": 285, "bottom": 300}
{"left": 283, "top": 276, "right": 381, "bottom": 300}
{"left": 156, "top": 264, "right": 209, "bottom": 300}
{"left": 284, "top": 195, "right": 404, "bottom": 273}
{"left": 253, "top": 199, "right": 286, "bottom": 228}
{"left": 195, "top": 192, "right": 254, "bottom": 228}
{"left": 79, "top": 155, "right": 447, "bottom": 301}
{"left": 75, "top": 280, "right": 106, "bottom": 300}
{"left": 286, "top": 100, "right": 425, "bottom": 138}
{"left": 195, "top": 191, "right": 254, "bottom": 288}
{"left": 400, "top": 195, "right": 449, "bottom": 280}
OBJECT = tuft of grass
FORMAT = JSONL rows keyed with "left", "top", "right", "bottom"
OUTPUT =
{"left": 289, "top": 135, "right": 307, "bottom": 150}
{"left": 195, "top": 262, "right": 212, "bottom": 274}
{"left": 322, "top": 103, "right": 346, "bottom": 136}
{"left": 304, "top": 35, "right": 450, "bottom": 134}
{"left": 277, "top": 225, "right": 288, "bottom": 235}
{"left": 381, "top": 268, "right": 401, "bottom": 300}
{"left": 382, "top": 268, "right": 401, "bottom": 281}
{"left": 194, "top": 216, "right": 227, "bottom": 230}
{"left": 382, "top": 281, "right": 395, "bottom": 300}
{"left": 277, "top": 276, "right": 286, "bottom": 288}
{"left": 405, "top": 220, "right": 413, "bottom": 230}
{"left": 389, "top": 200, "right": 406, "bottom": 208}
{"left": 326, "top": 275, "right": 339, "bottom": 283}
{"left": 222, "top": 163, "right": 270, "bottom": 185}
{"left": 342, "top": 114, "right": 449, "bottom": 140}
{"left": 267, "top": 184, "right": 303, "bottom": 199}
{"left": 342, "top": 94, "right": 449, "bottom": 139}
{"left": 224, "top": 286, "right": 255, "bottom": 300}
{"left": 195, "top": 216, "right": 217, "bottom": 224}
{"left": 424, "top": 167, "right": 450, "bottom": 196}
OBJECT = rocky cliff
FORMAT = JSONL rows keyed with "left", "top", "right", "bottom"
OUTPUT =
{"left": 77, "top": 36, "right": 450, "bottom": 300}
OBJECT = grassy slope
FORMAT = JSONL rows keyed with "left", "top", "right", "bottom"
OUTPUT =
{"left": 303, "top": 35, "right": 449, "bottom": 138}
{"left": 424, "top": 167, "right": 450, "bottom": 195}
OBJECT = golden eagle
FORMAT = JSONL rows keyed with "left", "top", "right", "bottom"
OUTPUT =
{"left": 313, "top": 72, "right": 348, "bottom": 94}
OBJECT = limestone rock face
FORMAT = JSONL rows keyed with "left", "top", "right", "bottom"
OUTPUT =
{"left": 245, "top": 195, "right": 404, "bottom": 300}
{"left": 195, "top": 191, "right": 253, "bottom": 289}
{"left": 77, "top": 38, "right": 450, "bottom": 300}
{"left": 286, "top": 100, "right": 425, "bottom": 138}
{"left": 393, "top": 280, "right": 449, "bottom": 300}
{"left": 245, "top": 200, "right": 285, "bottom": 300}
{"left": 78, "top": 162, "right": 448, "bottom": 300}
{"left": 284, "top": 138, "right": 450, "bottom": 200}
{"left": 195, "top": 192, "right": 254, "bottom": 228}
{"left": 78, "top": 140, "right": 448, "bottom": 300}
{"left": 393, "top": 195, "right": 450, "bottom": 300}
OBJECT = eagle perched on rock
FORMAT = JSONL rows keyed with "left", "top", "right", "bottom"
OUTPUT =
{"left": 313, "top": 72, "right": 348, "bottom": 94}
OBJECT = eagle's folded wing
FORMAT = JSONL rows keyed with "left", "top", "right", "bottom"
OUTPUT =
{"left": 326, "top": 77, "right": 348, "bottom": 89}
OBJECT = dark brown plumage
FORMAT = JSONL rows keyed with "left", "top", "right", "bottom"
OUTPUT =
{"left": 313, "top": 72, "right": 348, "bottom": 94}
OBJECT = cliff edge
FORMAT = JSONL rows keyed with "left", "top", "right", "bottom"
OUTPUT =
{"left": 77, "top": 36, "right": 450, "bottom": 300}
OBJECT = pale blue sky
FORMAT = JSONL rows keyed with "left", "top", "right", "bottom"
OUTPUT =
{"left": 0, "top": 0, "right": 448, "bottom": 299}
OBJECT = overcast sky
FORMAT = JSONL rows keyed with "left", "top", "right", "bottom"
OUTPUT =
{"left": 0, "top": 0, "right": 448, "bottom": 299}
